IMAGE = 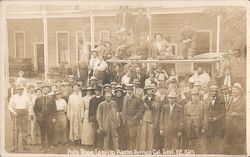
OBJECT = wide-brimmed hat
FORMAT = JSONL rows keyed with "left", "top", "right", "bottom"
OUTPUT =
{"left": 232, "top": 83, "right": 243, "bottom": 91}
{"left": 209, "top": 85, "right": 218, "bottom": 91}
{"left": 110, "top": 82, "right": 118, "bottom": 86}
{"left": 167, "top": 91, "right": 177, "bottom": 98}
{"left": 71, "top": 83, "right": 81, "bottom": 88}
{"left": 89, "top": 76, "right": 97, "bottom": 81}
{"left": 103, "top": 84, "right": 111, "bottom": 88}
{"left": 221, "top": 85, "right": 229, "bottom": 90}
{"left": 143, "top": 84, "right": 155, "bottom": 90}
{"left": 125, "top": 84, "right": 134, "bottom": 90}
{"left": 114, "top": 85, "right": 125, "bottom": 93}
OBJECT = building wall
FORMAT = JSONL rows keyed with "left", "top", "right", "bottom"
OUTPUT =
{"left": 7, "top": 12, "right": 246, "bottom": 70}
{"left": 7, "top": 19, "right": 44, "bottom": 61}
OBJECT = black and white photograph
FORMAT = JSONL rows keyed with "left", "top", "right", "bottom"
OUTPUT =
{"left": 0, "top": 0, "right": 249, "bottom": 156}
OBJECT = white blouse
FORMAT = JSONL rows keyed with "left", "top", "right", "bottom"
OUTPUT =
{"left": 55, "top": 98, "right": 67, "bottom": 111}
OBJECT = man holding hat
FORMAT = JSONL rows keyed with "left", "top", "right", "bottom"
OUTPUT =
{"left": 89, "top": 85, "right": 105, "bottom": 149}
{"left": 205, "top": 84, "right": 225, "bottom": 153}
{"left": 159, "top": 90, "right": 184, "bottom": 150}
{"left": 34, "top": 85, "right": 57, "bottom": 150}
{"left": 183, "top": 88, "right": 208, "bottom": 153}
{"left": 122, "top": 84, "right": 144, "bottom": 150}
{"left": 67, "top": 83, "right": 83, "bottom": 144}
{"left": 8, "top": 85, "right": 31, "bottom": 152}
{"left": 224, "top": 83, "right": 245, "bottom": 155}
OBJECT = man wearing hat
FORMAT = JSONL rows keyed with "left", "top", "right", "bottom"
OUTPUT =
{"left": 8, "top": 85, "right": 31, "bottom": 152}
{"left": 112, "top": 85, "right": 126, "bottom": 149}
{"left": 122, "top": 84, "right": 144, "bottom": 150}
{"left": 88, "top": 49, "right": 100, "bottom": 78}
{"left": 103, "top": 84, "right": 112, "bottom": 94}
{"left": 221, "top": 85, "right": 232, "bottom": 109}
{"left": 133, "top": 8, "right": 149, "bottom": 39}
{"left": 89, "top": 76, "right": 98, "bottom": 88}
{"left": 89, "top": 85, "right": 105, "bottom": 149}
{"left": 183, "top": 88, "right": 208, "bottom": 153}
{"left": 205, "top": 84, "right": 225, "bottom": 153}
{"left": 159, "top": 90, "right": 184, "bottom": 150}
{"left": 180, "top": 20, "right": 196, "bottom": 59}
{"left": 224, "top": 83, "right": 245, "bottom": 155}
{"left": 110, "top": 82, "right": 118, "bottom": 95}
{"left": 97, "top": 92, "right": 120, "bottom": 150}
{"left": 34, "top": 85, "right": 57, "bottom": 150}
{"left": 67, "top": 83, "right": 82, "bottom": 144}
{"left": 116, "top": 6, "right": 133, "bottom": 32}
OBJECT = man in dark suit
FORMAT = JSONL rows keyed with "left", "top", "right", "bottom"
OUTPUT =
{"left": 217, "top": 67, "right": 235, "bottom": 90}
{"left": 110, "top": 64, "right": 124, "bottom": 84}
{"left": 34, "top": 85, "right": 57, "bottom": 150}
{"left": 116, "top": 6, "right": 133, "bottom": 32}
{"left": 160, "top": 90, "right": 184, "bottom": 150}
{"left": 204, "top": 85, "right": 225, "bottom": 154}
{"left": 130, "top": 66, "right": 147, "bottom": 88}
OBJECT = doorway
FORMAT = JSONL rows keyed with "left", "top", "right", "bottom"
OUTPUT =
{"left": 34, "top": 43, "right": 44, "bottom": 73}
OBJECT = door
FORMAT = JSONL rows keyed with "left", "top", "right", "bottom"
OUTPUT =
{"left": 36, "top": 44, "right": 45, "bottom": 73}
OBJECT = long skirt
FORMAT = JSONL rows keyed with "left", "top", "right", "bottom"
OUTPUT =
{"left": 54, "top": 111, "right": 68, "bottom": 144}
{"left": 30, "top": 117, "right": 41, "bottom": 145}
{"left": 81, "top": 110, "right": 95, "bottom": 145}
{"left": 137, "top": 121, "right": 154, "bottom": 151}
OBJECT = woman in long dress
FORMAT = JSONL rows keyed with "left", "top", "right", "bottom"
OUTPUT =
{"left": 54, "top": 91, "right": 68, "bottom": 145}
{"left": 81, "top": 86, "right": 95, "bottom": 146}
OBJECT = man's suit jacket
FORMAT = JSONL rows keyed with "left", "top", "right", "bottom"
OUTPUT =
{"left": 116, "top": 12, "right": 133, "bottom": 31}
{"left": 130, "top": 72, "right": 147, "bottom": 88}
{"left": 160, "top": 103, "right": 184, "bottom": 137}
{"left": 34, "top": 95, "right": 57, "bottom": 122}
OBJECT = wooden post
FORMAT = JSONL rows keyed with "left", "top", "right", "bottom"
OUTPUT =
{"left": 90, "top": 12, "right": 95, "bottom": 50}
{"left": 43, "top": 9, "right": 48, "bottom": 80}
{"left": 216, "top": 15, "right": 221, "bottom": 53}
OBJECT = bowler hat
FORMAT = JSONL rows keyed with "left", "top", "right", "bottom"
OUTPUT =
{"left": 232, "top": 83, "right": 243, "bottom": 91}
{"left": 125, "top": 84, "right": 134, "bottom": 90}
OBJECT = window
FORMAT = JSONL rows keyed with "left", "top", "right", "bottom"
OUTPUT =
{"left": 76, "top": 32, "right": 85, "bottom": 61}
{"left": 56, "top": 32, "right": 69, "bottom": 65}
{"left": 14, "top": 31, "right": 25, "bottom": 58}
{"left": 195, "top": 29, "right": 212, "bottom": 55}
{"left": 99, "top": 31, "right": 110, "bottom": 42}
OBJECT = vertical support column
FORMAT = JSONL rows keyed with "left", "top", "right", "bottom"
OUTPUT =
{"left": 90, "top": 12, "right": 95, "bottom": 50}
{"left": 216, "top": 15, "right": 221, "bottom": 53}
{"left": 146, "top": 8, "right": 152, "bottom": 42}
{"left": 43, "top": 11, "right": 48, "bottom": 80}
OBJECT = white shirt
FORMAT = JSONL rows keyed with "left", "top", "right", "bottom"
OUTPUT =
{"left": 121, "top": 75, "right": 131, "bottom": 86}
{"left": 9, "top": 94, "right": 30, "bottom": 113}
{"left": 170, "top": 103, "right": 175, "bottom": 117}
{"left": 56, "top": 98, "right": 67, "bottom": 111}
{"left": 93, "top": 60, "right": 108, "bottom": 72}
{"left": 224, "top": 75, "right": 231, "bottom": 88}
{"left": 211, "top": 97, "right": 216, "bottom": 106}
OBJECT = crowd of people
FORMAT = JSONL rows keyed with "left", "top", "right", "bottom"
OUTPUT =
{"left": 7, "top": 6, "right": 246, "bottom": 155}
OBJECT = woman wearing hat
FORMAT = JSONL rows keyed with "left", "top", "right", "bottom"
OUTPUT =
{"left": 81, "top": 85, "right": 95, "bottom": 146}
{"left": 54, "top": 91, "right": 68, "bottom": 145}
{"left": 137, "top": 84, "right": 157, "bottom": 151}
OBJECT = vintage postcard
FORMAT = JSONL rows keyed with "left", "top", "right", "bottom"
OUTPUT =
{"left": 0, "top": 0, "right": 249, "bottom": 156}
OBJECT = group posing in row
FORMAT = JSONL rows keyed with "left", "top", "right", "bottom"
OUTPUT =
{"left": 8, "top": 59, "right": 245, "bottom": 155}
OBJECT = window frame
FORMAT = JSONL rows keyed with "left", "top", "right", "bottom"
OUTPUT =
{"left": 14, "top": 31, "right": 26, "bottom": 58}
{"left": 56, "top": 31, "right": 70, "bottom": 66}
